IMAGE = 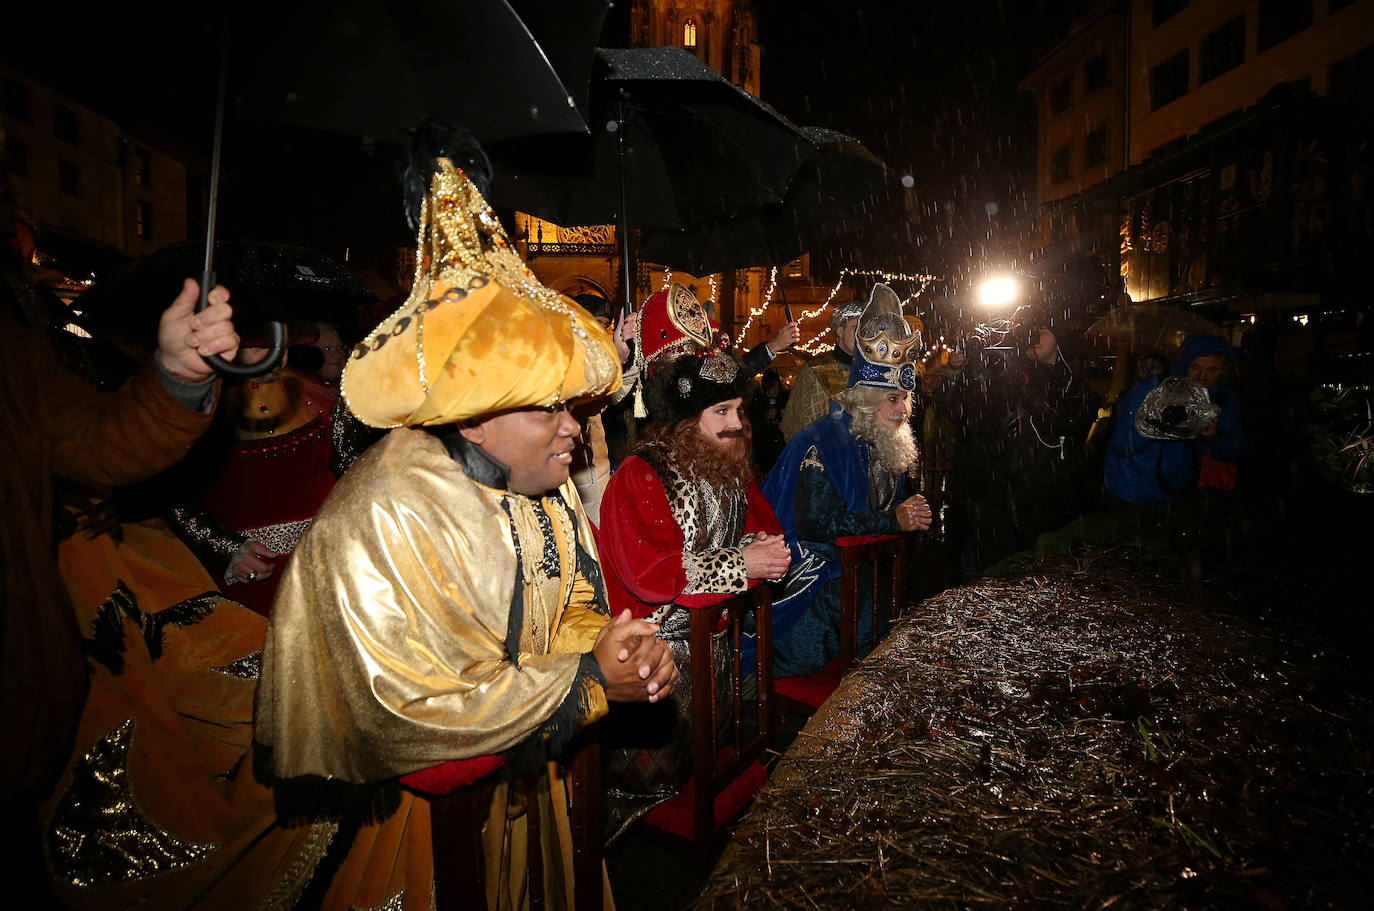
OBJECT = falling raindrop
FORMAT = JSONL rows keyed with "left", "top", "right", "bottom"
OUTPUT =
{"left": 901, "top": 175, "right": 916, "bottom": 189}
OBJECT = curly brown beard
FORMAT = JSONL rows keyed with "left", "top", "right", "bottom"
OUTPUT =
{"left": 641, "top": 416, "right": 754, "bottom": 490}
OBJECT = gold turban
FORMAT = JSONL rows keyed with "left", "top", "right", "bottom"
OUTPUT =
{"left": 342, "top": 158, "right": 621, "bottom": 428}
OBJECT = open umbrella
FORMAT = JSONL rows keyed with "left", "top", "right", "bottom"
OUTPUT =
{"left": 487, "top": 47, "right": 817, "bottom": 310}
{"left": 7, "top": 1, "right": 609, "bottom": 375}
{"left": 199, "top": 0, "right": 610, "bottom": 376}
{"left": 639, "top": 127, "right": 891, "bottom": 277}
{"left": 231, "top": 0, "right": 606, "bottom": 146}
{"left": 1085, "top": 302, "right": 1224, "bottom": 354}
{"left": 76, "top": 240, "right": 377, "bottom": 346}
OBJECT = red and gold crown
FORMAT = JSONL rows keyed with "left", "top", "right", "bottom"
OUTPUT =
{"left": 633, "top": 282, "right": 751, "bottom": 423}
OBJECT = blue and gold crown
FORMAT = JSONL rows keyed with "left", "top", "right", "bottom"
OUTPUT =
{"left": 848, "top": 284, "right": 924, "bottom": 392}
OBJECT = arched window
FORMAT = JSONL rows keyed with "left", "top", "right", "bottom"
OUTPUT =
{"left": 684, "top": 18, "right": 698, "bottom": 48}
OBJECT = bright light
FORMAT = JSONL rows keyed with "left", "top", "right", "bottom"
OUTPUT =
{"left": 978, "top": 276, "right": 1017, "bottom": 308}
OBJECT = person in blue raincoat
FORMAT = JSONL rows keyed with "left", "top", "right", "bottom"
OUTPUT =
{"left": 1106, "top": 333, "right": 1245, "bottom": 503}
{"left": 758, "top": 285, "right": 932, "bottom": 678}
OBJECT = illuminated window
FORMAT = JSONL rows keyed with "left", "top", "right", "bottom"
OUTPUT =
{"left": 684, "top": 18, "right": 697, "bottom": 48}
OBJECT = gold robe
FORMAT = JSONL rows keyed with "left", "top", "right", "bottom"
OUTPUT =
{"left": 779, "top": 352, "right": 852, "bottom": 441}
{"left": 256, "top": 427, "right": 612, "bottom": 908}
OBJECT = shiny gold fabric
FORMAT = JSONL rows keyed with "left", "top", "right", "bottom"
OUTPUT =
{"left": 341, "top": 159, "right": 620, "bottom": 428}
{"left": 256, "top": 427, "right": 610, "bottom": 784}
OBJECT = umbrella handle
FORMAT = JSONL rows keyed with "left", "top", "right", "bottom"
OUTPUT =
{"left": 194, "top": 31, "right": 284, "bottom": 379}
{"left": 196, "top": 270, "right": 286, "bottom": 378}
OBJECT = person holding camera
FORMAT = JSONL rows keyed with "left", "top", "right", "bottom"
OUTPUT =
{"left": 936, "top": 302, "right": 1096, "bottom": 575}
{"left": 1105, "top": 333, "right": 1245, "bottom": 504}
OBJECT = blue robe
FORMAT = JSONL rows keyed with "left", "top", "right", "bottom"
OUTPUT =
{"left": 757, "top": 408, "right": 902, "bottom": 677}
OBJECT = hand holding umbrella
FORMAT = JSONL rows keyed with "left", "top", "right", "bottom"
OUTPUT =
{"left": 156, "top": 278, "right": 240, "bottom": 384}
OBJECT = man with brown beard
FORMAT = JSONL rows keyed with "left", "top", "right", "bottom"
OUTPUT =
{"left": 763, "top": 284, "right": 933, "bottom": 677}
{"left": 596, "top": 281, "right": 789, "bottom": 840}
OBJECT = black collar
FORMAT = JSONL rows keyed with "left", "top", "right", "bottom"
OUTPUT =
{"left": 430, "top": 426, "right": 511, "bottom": 490}
{"left": 835, "top": 347, "right": 854, "bottom": 367}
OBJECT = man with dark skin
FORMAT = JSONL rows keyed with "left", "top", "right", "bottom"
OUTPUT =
{"left": 255, "top": 151, "right": 676, "bottom": 908}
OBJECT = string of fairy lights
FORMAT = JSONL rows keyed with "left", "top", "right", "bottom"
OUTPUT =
{"left": 793, "top": 268, "right": 939, "bottom": 354}
{"left": 638, "top": 265, "right": 943, "bottom": 357}
{"left": 733, "top": 268, "right": 779, "bottom": 346}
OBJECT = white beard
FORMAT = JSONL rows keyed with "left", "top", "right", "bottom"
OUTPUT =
{"left": 850, "top": 409, "right": 919, "bottom": 475}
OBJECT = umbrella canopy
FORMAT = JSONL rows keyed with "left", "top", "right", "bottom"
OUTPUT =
{"left": 639, "top": 127, "right": 891, "bottom": 275}
{"left": 232, "top": 0, "right": 608, "bottom": 144}
{"left": 76, "top": 240, "right": 376, "bottom": 347}
{"left": 1085, "top": 302, "right": 1224, "bottom": 354}
{"left": 487, "top": 47, "right": 816, "bottom": 231}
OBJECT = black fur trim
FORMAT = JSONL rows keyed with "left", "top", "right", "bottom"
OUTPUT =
{"left": 549, "top": 488, "right": 612, "bottom": 620}
{"left": 85, "top": 581, "right": 136, "bottom": 675}
{"left": 141, "top": 592, "right": 218, "bottom": 661}
{"left": 498, "top": 498, "right": 525, "bottom": 670}
{"left": 642, "top": 350, "right": 753, "bottom": 425}
{"left": 499, "top": 653, "right": 605, "bottom": 781}
{"left": 293, "top": 817, "right": 362, "bottom": 911}
{"left": 252, "top": 741, "right": 402, "bottom": 828}
{"left": 83, "top": 584, "right": 220, "bottom": 674}
{"left": 402, "top": 119, "right": 493, "bottom": 232}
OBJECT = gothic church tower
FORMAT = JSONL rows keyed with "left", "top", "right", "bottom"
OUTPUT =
{"left": 629, "top": 0, "right": 761, "bottom": 94}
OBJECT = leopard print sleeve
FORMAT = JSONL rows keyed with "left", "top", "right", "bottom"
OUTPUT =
{"left": 681, "top": 540, "right": 751, "bottom": 595}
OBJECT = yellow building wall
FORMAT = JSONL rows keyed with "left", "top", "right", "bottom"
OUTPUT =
{"left": 1130, "top": 0, "right": 1374, "bottom": 163}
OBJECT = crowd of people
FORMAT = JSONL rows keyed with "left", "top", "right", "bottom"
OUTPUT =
{"left": 4, "top": 117, "right": 1252, "bottom": 908}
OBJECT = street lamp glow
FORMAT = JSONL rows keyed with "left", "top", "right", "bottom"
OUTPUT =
{"left": 978, "top": 276, "right": 1017, "bottom": 307}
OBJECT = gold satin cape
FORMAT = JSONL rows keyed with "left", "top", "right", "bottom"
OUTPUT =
{"left": 256, "top": 427, "right": 612, "bottom": 908}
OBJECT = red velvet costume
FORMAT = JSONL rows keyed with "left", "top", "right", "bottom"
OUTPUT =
{"left": 199, "top": 400, "right": 337, "bottom": 616}
{"left": 171, "top": 372, "right": 349, "bottom": 617}
{"left": 595, "top": 282, "right": 783, "bottom": 842}
{"left": 599, "top": 452, "right": 782, "bottom": 620}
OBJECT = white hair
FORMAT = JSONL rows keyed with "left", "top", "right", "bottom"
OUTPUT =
{"left": 838, "top": 386, "right": 919, "bottom": 475}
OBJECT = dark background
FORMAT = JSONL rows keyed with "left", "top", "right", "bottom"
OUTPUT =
{"left": 4, "top": 1, "right": 1095, "bottom": 285}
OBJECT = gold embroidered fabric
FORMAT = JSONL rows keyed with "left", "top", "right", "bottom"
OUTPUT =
{"left": 47, "top": 718, "right": 216, "bottom": 888}
{"left": 341, "top": 159, "right": 620, "bottom": 428}
{"left": 256, "top": 428, "right": 610, "bottom": 784}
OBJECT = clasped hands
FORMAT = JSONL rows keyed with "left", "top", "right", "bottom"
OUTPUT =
{"left": 896, "top": 493, "right": 933, "bottom": 532}
{"left": 742, "top": 532, "right": 790, "bottom": 581}
{"left": 594, "top": 610, "right": 679, "bottom": 704}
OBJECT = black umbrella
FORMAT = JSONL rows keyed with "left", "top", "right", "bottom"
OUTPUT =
{"left": 487, "top": 47, "right": 817, "bottom": 310}
{"left": 77, "top": 240, "right": 378, "bottom": 348}
{"left": 639, "top": 127, "right": 891, "bottom": 278}
{"left": 7, "top": 1, "right": 609, "bottom": 376}
{"left": 200, "top": 0, "right": 610, "bottom": 376}
{"left": 231, "top": 0, "right": 607, "bottom": 145}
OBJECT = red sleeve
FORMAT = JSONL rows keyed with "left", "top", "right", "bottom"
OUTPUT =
{"left": 598, "top": 456, "right": 692, "bottom": 613}
{"left": 744, "top": 478, "right": 783, "bottom": 537}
